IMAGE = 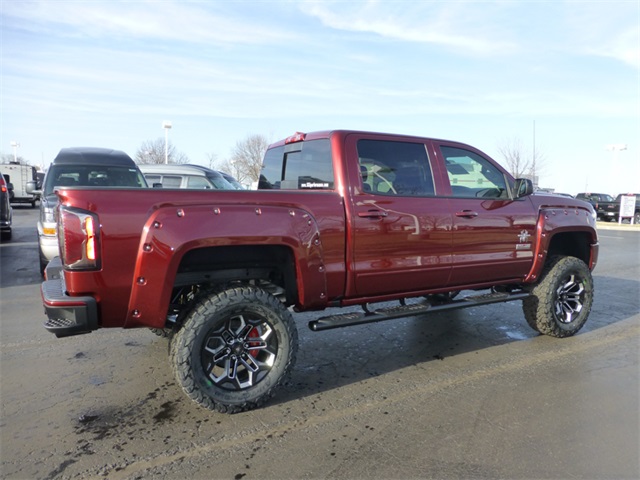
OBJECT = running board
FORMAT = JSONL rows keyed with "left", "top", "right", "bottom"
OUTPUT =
{"left": 308, "top": 292, "right": 530, "bottom": 331}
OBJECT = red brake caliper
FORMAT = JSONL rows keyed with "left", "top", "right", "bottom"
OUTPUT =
{"left": 247, "top": 327, "right": 260, "bottom": 358}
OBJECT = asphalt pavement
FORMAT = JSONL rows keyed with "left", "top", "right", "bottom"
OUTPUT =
{"left": 1, "top": 206, "right": 638, "bottom": 480}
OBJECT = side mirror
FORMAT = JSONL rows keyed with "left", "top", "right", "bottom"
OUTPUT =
{"left": 26, "top": 180, "right": 38, "bottom": 194}
{"left": 514, "top": 178, "right": 534, "bottom": 198}
{"left": 152, "top": 182, "right": 163, "bottom": 188}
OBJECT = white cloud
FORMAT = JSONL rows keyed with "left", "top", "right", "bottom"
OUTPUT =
{"left": 302, "top": 0, "right": 518, "bottom": 56}
{"left": 3, "top": 0, "right": 292, "bottom": 45}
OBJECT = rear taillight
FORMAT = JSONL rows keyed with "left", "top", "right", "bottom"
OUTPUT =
{"left": 59, "top": 207, "right": 101, "bottom": 270}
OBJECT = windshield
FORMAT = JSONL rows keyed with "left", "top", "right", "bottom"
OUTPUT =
{"left": 44, "top": 165, "right": 147, "bottom": 196}
{"left": 206, "top": 173, "right": 235, "bottom": 189}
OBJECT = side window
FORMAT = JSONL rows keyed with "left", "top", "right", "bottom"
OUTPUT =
{"left": 161, "top": 175, "right": 182, "bottom": 188}
{"left": 145, "top": 174, "right": 161, "bottom": 185}
{"left": 441, "top": 146, "right": 508, "bottom": 199}
{"left": 356, "top": 140, "right": 435, "bottom": 196}
{"left": 258, "top": 139, "right": 334, "bottom": 190}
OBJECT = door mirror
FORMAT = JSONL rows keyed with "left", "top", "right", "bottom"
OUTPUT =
{"left": 514, "top": 178, "right": 534, "bottom": 198}
{"left": 26, "top": 180, "right": 37, "bottom": 194}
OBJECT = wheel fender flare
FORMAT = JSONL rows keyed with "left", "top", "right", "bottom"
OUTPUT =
{"left": 124, "top": 203, "right": 326, "bottom": 328}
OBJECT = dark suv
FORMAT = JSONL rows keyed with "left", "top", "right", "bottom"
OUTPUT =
{"left": 37, "top": 147, "right": 147, "bottom": 274}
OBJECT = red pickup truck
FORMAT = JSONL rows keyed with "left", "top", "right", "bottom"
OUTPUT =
{"left": 41, "top": 130, "right": 599, "bottom": 413}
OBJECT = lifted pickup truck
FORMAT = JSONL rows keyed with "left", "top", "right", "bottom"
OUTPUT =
{"left": 41, "top": 130, "right": 598, "bottom": 413}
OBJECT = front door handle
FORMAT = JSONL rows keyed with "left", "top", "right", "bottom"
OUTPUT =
{"left": 358, "top": 210, "right": 388, "bottom": 219}
{"left": 455, "top": 210, "right": 479, "bottom": 218}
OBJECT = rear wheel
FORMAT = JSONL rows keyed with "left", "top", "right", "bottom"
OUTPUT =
{"left": 171, "top": 285, "right": 298, "bottom": 413}
{"left": 523, "top": 256, "right": 594, "bottom": 337}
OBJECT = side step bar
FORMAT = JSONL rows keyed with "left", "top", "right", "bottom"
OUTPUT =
{"left": 308, "top": 291, "right": 530, "bottom": 331}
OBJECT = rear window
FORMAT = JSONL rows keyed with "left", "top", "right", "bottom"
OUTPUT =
{"left": 44, "top": 165, "right": 147, "bottom": 195}
{"left": 259, "top": 139, "right": 333, "bottom": 190}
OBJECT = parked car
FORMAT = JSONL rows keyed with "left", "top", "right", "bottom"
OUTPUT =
{"left": 0, "top": 171, "right": 13, "bottom": 240}
{"left": 139, "top": 164, "right": 236, "bottom": 190}
{"left": 37, "top": 147, "right": 147, "bottom": 274}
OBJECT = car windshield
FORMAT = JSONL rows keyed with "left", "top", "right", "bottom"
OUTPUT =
{"left": 206, "top": 173, "right": 235, "bottom": 189}
{"left": 44, "top": 165, "right": 147, "bottom": 195}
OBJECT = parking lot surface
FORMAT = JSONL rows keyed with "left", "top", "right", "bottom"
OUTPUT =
{"left": 1, "top": 207, "right": 638, "bottom": 479}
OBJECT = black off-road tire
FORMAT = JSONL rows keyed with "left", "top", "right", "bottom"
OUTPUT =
{"left": 170, "top": 285, "right": 298, "bottom": 413}
{"left": 523, "top": 256, "right": 594, "bottom": 337}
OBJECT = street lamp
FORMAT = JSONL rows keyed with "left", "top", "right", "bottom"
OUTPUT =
{"left": 162, "top": 121, "right": 172, "bottom": 164}
{"left": 606, "top": 143, "right": 627, "bottom": 153}
{"left": 10, "top": 141, "right": 19, "bottom": 163}
{"left": 606, "top": 144, "right": 627, "bottom": 192}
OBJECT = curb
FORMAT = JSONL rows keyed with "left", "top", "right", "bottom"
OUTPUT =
{"left": 596, "top": 221, "right": 640, "bottom": 232}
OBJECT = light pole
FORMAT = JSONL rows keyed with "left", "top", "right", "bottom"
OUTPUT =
{"left": 606, "top": 144, "right": 627, "bottom": 192}
{"left": 10, "top": 141, "right": 19, "bottom": 162}
{"left": 162, "top": 121, "right": 172, "bottom": 164}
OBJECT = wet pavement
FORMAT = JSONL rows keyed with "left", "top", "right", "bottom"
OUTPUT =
{"left": 1, "top": 208, "right": 638, "bottom": 479}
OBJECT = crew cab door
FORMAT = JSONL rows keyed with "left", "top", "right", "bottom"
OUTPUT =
{"left": 346, "top": 134, "right": 452, "bottom": 297}
{"left": 431, "top": 141, "right": 537, "bottom": 286}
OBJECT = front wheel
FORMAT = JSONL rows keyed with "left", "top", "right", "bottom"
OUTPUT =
{"left": 171, "top": 285, "right": 298, "bottom": 413}
{"left": 523, "top": 256, "right": 594, "bottom": 337}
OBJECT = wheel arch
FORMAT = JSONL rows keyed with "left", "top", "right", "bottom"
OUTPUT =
{"left": 524, "top": 207, "right": 599, "bottom": 283}
{"left": 175, "top": 244, "right": 299, "bottom": 304}
{"left": 124, "top": 203, "right": 328, "bottom": 329}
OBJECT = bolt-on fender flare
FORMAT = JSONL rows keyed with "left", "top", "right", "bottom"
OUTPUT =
{"left": 124, "top": 203, "right": 326, "bottom": 329}
{"left": 524, "top": 207, "right": 599, "bottom": 283}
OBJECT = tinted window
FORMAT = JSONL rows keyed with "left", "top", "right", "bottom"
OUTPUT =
{"left": 357, "top": 140, "right": 434, "bottom": 196}
{"left": 441, "top": 146, "right": 508, "bottom": 199}
{"left": 206, "top": 173, "right": 234, "bottom": 189}
{"left": 44, "top": 165, "right": 146, "bottom": 195}
{"left": 259, "top": 139, "right": 333, "bottom": 190}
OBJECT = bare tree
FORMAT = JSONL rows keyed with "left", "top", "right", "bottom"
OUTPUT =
{"left": 497, "top": 137, "right": 545, "bottom": 187}
{"left": 1, "top": 153, "right": 28, "bottom": 164}
{"left": 134, "top": 138, "right": 189, "bottom": 165}
{"left": 224, "top": 134, "right": 270, "bottom": 184}
{"left": 205, "top": 152, "right": 218, "bottom": 170}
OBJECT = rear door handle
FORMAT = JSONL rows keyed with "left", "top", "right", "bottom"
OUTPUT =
{"left": 455, "top": 210, "right": 478, "bottom": 218}
{"left": 358, "top": 210, "right": 388, "bottom": 219}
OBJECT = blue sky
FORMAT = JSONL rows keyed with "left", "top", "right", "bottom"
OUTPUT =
{"left": 2, "top": 0, "right": 638, "bottom": 195}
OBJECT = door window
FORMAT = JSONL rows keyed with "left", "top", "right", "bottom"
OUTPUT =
{"left": 441, "top": 146, "right": 508, "bottom": 199}
{"left": 357, "top": 140, "right": 435, "bottom": 196}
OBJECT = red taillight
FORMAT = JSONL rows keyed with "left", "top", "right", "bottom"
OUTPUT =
{"left": 285, "top": 132, "right": 306, "bottom": 144}
{"left": 59, "top": 207, "right": 101, "bottom": 270}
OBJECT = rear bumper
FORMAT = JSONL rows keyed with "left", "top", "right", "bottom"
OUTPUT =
{"left": 41, "top": 257, "right": 98, "bottom": 337}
